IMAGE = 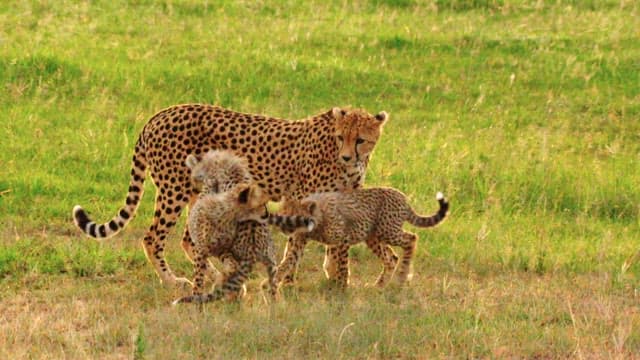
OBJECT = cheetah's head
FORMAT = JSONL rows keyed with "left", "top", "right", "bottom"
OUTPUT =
{"left": 186, "top": 150, "right": 251, "bottom": 194}
{"left": 232, "top": 183, "right": 271, "bottom": 223}
{"left": 332, "top": 107, "right": 388, "bottom": 166}
{"left": 295, "top": 197, "right": 323, "bottom": 229}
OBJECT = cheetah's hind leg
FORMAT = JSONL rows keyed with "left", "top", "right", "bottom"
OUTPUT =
{"left": 365, "top": 238, "right": 398, "bottom": 287}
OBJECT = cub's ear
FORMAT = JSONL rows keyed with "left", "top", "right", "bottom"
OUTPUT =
{"left": 185, "top": 154, "right": 201, "bottom": 169}
{"left": 237, "top": 184, "right": 265, "bottom": 206}
{"left": 237, "top": 184, "right": 252, "bottom": 204}
{"left": 332, "top": 107, "right": 347, "bottom": 121}
{"left": 375, "top": 111, "right": 388, "bottom": 122}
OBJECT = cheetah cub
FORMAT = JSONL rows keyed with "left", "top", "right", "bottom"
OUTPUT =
{"left": 275, "top": 188, "right": 449, "bottom": 288}
{"left": 174, "top": 151, "right": 314, "bottom": 305}
{"left": 188, "top": 149, "right": 252, "bottom": 194}
{"left": 182, "top": 149, "right": 254, "bottom": 286}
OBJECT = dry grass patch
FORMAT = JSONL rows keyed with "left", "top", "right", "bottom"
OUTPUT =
{"left": 2, "top": 240, "right": 638, "bottom": 359}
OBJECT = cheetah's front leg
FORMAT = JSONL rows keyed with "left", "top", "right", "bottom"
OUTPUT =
{"left": 324, "top": 244, "right": 350, "bottom": 288}
{"left": 172, "top": 251, "right": 208, "bottom": 305}
{"left": 275, "top": 234, "right": 308, "bottom": 286}
{"left": 322, "top": 226, "right": 351, "bottom": 287}
{"left": 174, "top": 260, "right": 254, "bottom": 304}
{"left": 180, "top": 195, "right": 223, "bottom": 285}
{"left": 322, "top": 245, "right": 341, "bottom": 279}
{"left": 256, "top": 249, "right": 278, "bottom": 300}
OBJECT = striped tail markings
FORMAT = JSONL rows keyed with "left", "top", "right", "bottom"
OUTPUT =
{"left": 406, "top": 192, "right": 449, "bottom": 228}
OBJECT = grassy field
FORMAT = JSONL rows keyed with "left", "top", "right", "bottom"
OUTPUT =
{"left": 2, "top": 0, "right": 640, "bottom": 358}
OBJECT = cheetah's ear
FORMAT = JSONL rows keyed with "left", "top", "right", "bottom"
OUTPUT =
{"left": 237, "top": 184, "right": 252, "bottom": 204}
{"left": 332, "top": 107, "right": 347, "bottom": 121}
{"left": 249, "top": 186, "right": 268, "bottom": 207}
{"left": 375, "top": 111, "right": 388, "bottom": 122}
{"left": 185, "top": 154, "right": 200, "bottom": 169}
{"left": 237, "top": 184, "right": 265, "bottom": 206}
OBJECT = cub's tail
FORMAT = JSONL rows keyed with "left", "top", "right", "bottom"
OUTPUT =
{"left": 72, "top": 137, "right": 147, "bottom": 239}
{"left": 407, "top": 192, "right": 449, "bottom": 228}
{"left": 268, "top": 214, "right": 315, "bottom": 234}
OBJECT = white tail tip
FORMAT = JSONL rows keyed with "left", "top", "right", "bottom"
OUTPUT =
{"left": 436, "top": 192, "right": 444, "bottom": 200}
{"left": 307, "top": 220, "right": 316, "bottom": 232}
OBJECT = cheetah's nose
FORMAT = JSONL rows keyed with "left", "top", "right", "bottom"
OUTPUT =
{"left": 342, "top": 155, "right": 351, "bottom": 162}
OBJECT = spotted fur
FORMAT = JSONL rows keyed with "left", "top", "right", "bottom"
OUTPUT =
{"left": 72, "top": 105, "right": 388, "bottom": 286}
{"left": 172, "top": 183, "right": 270, "bottom": 304}
{"left": 175, "top": 151, "right": 315, "bottom": 304}
{"left": 186, "top": 149, "right": 251, "bottom": 194}
{"left": 276, "top": 189, "right": 449, "bottom": 288}
{"left": 174, "top": 212, "right": 316, "bottom": 305}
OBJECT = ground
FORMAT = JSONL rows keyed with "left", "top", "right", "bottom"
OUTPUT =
{"left": 1, "top": 0, "right": 639, "bottom": 358}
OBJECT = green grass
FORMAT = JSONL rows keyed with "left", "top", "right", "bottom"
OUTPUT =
{"left": 2, "top": 0, "right": 640, "bottom": 358}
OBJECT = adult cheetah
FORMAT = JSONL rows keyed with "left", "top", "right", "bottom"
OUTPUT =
{"left": 72, "top": 104, "right": 388, "bottom": 286}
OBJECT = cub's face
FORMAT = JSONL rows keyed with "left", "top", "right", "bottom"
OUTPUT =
{"left": 233, "top": 184, "right": 270, "bottom": 223}
{"left": 333, "top": 108, "right": 388, "bottom": 166}
{"left": 185, "top": 150, "right": 250, "bottom": 193}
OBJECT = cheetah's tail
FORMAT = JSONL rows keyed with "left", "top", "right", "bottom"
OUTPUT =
{"left": 268, "top": 214, "right": 315, "bottom": 234}
{"left": 406, "top": 192, "right": 449, "bottom": 228}
{"left": 72, "top": 137, "right": 147, "bottom": 239}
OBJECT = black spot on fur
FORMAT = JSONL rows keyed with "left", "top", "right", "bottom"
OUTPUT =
{"left": 108, "top": 220, "right": 118, "bottom": 231}
{"left": 98, "top": 225, "right": 107, "bottom": 237}
{"left": 88, "top": 223, "right": 97, "bottom": 237}
{"left": 74, "top": 208, "right": 91, "bottom": 230}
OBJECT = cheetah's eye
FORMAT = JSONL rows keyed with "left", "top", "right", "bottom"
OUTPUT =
{"left": 356, "top": 138, "right": 365, "bottom": 145}
{"left": 336, "top": 135, "right": 344, "bottom": 142}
